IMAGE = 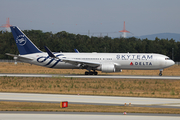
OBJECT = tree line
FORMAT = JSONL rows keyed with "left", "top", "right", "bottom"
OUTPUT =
{"left": 0, "top": 30, "right": 179, "bottom": 61}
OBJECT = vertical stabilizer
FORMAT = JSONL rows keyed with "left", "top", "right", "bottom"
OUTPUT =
{"left": 10, "top": 26, "right": 42, "bottom": 55}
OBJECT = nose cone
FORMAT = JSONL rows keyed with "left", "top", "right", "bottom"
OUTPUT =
{"left": 167, "top": 60, "right": 175, "bottom": 67}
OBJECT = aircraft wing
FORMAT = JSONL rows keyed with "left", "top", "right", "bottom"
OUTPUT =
{"left": 44, "top": 46, "right": 100, "bottom": 68}
{"left": 61, "top": 58, "right": 100, "bottom": 68}
{"left": 6, "top": 53, "right": 33, "bottom": 61}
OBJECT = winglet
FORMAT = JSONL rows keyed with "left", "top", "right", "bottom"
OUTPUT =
{"left": 44, "top": 46, "right": 57, "bottom": 58}
{"left": 74, "top": 49, "right": 79, "bottom": 53}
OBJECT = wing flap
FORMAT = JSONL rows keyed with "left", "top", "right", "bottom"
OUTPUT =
{"left": 62, "top": 58, "right": 100, "bottom": 67}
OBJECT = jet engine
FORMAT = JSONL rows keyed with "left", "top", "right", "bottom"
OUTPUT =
{"left": 97, "top": 64, "right": 122, "bottom": 72}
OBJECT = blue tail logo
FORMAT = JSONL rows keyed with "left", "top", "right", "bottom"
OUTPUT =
{"left": 16, "top": 35, "right": 27, "bottom": 46}
{"left": 10, "top": 26, "right": 42, "bottom": 55}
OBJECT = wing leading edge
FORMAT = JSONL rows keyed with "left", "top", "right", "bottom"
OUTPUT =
{"left": 44, "top": 46, "right": 100, "bottom": 68}
{"left": 61, "top": 58, "right": 100, "bottom": 68}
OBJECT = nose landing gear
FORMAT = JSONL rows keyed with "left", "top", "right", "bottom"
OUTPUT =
{"left": 159, "top": 69, "right": 163, "bottom": 76}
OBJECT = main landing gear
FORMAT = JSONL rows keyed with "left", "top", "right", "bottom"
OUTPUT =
{"left": 85, "top": 71, "right": 98, "bottom": 75}
{"left": 159, "top": 69, "right": 163, "bottom": 76}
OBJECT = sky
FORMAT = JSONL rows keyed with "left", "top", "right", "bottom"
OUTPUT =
{"left": 1, "top": 0, "right": 180, "bottom": 38}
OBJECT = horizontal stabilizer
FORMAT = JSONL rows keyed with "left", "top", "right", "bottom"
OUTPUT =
{"left": 6, "top": 53, "right": 18, "bottom": 57}
{"left": 6, "top": 53, "right": 33, "bottom": 61}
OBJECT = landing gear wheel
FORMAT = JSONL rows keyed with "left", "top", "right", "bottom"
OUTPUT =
{"left": 85, "top": 71, "right": 98, "bottom": 75}
{"left": 89, "top": 72, "right": 93, "bottom": 75}
{"left": 85, "top": 71, "right": 89, "bottom": 75}
{"left": 159, "top": 71, "right": 162, "bottom": 76}
{"left": 94, "top": 72, "right": 98, "bottom": 75}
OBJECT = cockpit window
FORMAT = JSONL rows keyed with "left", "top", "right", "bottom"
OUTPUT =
{"left": 165, "top": 58, "right": 171, "bottom": 60}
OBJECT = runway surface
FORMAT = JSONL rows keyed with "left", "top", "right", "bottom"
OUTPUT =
{"left": 0, "top": 111, "right": 180, "bottom": 120}
{"left": 1, "top": 92, "right": 180, "bottom": 108}
{"left": 0, "top": 73, "right": 180, "bottom": 79}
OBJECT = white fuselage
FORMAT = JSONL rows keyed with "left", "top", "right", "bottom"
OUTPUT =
{"left": 19, "top": 52, "right": 175, "bottom": 71}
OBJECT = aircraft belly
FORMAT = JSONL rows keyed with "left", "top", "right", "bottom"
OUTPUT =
{"left": 31, "top": 60, "right": 77, "bottom": 69}
{"left": 42, "top": 60, "right": 77, "bottom": 69}
{"left": 53, "top": 62, "right": 78, "bottom": 69}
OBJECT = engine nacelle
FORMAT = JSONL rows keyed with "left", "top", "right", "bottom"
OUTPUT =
{"left": 98, "top": 64, "right": 122, "bottom": 73}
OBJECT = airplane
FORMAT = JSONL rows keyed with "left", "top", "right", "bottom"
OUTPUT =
{"left": 6, "top": 26, "right": 175, "bottom": 76}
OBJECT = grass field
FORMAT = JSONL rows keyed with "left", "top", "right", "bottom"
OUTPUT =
{"left": 1, "top": 101, "right": 180, "bottom": 114}
{"left": 0, "top": 75, "right": 180, "bottom": 98}
{"left": 0, "top": 62, "right": 180, "bottom": 113}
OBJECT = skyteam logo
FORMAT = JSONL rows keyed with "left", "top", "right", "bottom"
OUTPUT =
{"left": 116, "top": 55, "right": 120, "bottom": 59}
{"left": 37, "top": 54, "right": 64, "bottom": 68}
{"left": 16, "top": 35, "right": 27, "bottom": 46}
{"left": 116, "top": 54, "right": 153, "bottom": 60}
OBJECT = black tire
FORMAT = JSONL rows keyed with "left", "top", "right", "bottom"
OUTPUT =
{"left": 89, "top": 72, "right": 93, "bottom": 75}
{"left": 85, "top": 72, "right": 89, "bottom": 75}
{"left": 159, "top": 73, "right": 162, "bottom": 76}
{"left": 94, "top": 72, "right": 98, "bottom": 75}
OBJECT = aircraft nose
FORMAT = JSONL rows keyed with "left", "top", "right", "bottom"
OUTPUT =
{"left": 167, "top": 60, "right": 175, "bottom": 67}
